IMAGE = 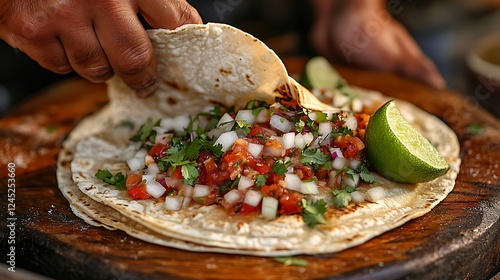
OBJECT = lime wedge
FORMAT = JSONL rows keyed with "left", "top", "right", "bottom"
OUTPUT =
{"left": 300, "top": 56, "right": 343, "bottom": 89}
{"left": 364, "top": 100, "right": 449, "bottom": 183}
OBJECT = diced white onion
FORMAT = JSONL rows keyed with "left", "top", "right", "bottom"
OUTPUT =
{"left": 244, "top": 190, "right": 263, "bottom": 207}
{"left": 235, "top": 110, "right": 255, "bottom": 125}
{"left": 333, "top": 92, "right": 350, "bottom": 107}
{"left": 344, "top": 115, "right": 358, "bottom": 131}
{"left": 147, "top": 162, "right": 160, "bottom": 175}
{"left": 343, "top": 173, "right": 360, "bottom": 187}
{"left": 350, "top": 191, "right": 365, "bottom": 203}
{"left": 173, "top": 115, "right": 190, "bottom": 132}
{"left": 349, "top": 159, "right": 362, "bottom": 169}
{"left": 155, "top": 133, "right": 172, "bottom": 145}
{"left": 254, "top": 108, "right": 269, "bottom": 123}
{"left": 330, "top": 147, "right": 343, "bottom": 159}
{"left": 308, "top": 112, "right": 317, "bottom": 121}
{"left": 351, "top": 98, "right": 363, "bottom": 112}
{"left": 284, "top": 173, "right": 302, "bottom": 192}
{"left": 142, "top": 173, "right": 156, "bottom": 183}
{"left": 181, "top": 197, "right": 192, "bottom": 209}
{"left": 224, "top": 189, "right": 242, "bottom": 204}
{"left": 300, "top": 180, "right": 319, "bottom": 195}
{"left": 217, "top": 113, "right": 235, "bottom": 128}
{"left": 294, "top": 134, "right": 307, "bottom": 149}
{"left": 134, "top": 149, "right": 147, "bottom": 159}
{"left": 215, "top": 131, "right": 238, "bottom": 152}
{"left": 302, "top": 133, "right": 314, "bottom": 146}
{"left": 127, "top": 157, "right": 144, "bottom": 171}
{"left": 179, "top": 183, "right": 194, "bottom": 198}
{"left": 160, "top": 118, "right": 174, "bottom": 130}
{"left": 165, "top": 195, "right": 183, "bottom": 210}
{"left": 270, "top": 115, "right": 293, "bottom": 133}
{"left": 366, "top": 187, "right": 387, "bottom": 202}
{"left": 193, "top": 184, "right": 210, "bottom": 198}
{"left": 332, "top": 157, "right": 348, "bottom": 170}
{"left": 238, "top": 176, "right": 254, "bottom": 191}
{"left": 146, "top": 180, "right": 166, "bottom": 198}
{"left": 318, "top": 122, "right": 333, "bottom": 136}
{"left": 261, "top": 197, "right": 278, "bottom": 220}
{"left": 247, "top": 143, "right": 263, "bottom": 158}
{"left": 282, "top": 132, "right": 295, "bottom": 150}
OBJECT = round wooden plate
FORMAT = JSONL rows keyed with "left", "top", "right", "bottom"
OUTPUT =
{"left": 0, "top": 61, "right": 499, "bottom": 279}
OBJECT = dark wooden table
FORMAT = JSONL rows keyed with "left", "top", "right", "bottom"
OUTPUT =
{"left": 1, "top": 62, "right": 499, "bottom": 279}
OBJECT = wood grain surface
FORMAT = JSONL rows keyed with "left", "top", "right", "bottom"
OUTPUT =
{"left": 0, "top": 62, "right": 499, "bottom": 279}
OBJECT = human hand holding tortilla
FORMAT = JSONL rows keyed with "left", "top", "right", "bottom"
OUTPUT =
{"left": 0, "top": 0, "right": 201, "bottom": 97}
{"left": 309, "top": 0, "right": 446, "bottom": 90}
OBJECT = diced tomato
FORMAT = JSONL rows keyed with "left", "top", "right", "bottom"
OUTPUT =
{"left": 126, "top": 173, "right": 150, "bottom": 200}
{"left": 148, "top": 143, "right": 169, "bottom": 160}
{"left": 239, "top": 203, "right": 260, "bottom": 215}
{"left": 222, "top": 140, "right": 255, "bottom": 179}
{"left": 171, "top": 167, "right": 183, "bottom": 180}
{"left": 261, "top": 184, "right": 283, "bottom": 199}
{"left": 247, "top": 125, "right": 275, "bottom": 144}
{"left": 334, "top": 134, "right": 365, "bottom": 159}
{"left": 295, "top": 165, "right": 315, "bottom": 180}
{"left": 279, "top": 192, "right": 302, "bottom": 215}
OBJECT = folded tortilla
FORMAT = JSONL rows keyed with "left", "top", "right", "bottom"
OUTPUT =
{"left": 57, "top": 23, "right": 460, "bottom": 256}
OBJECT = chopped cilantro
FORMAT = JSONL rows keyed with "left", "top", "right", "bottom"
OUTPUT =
{"left": 332, "top": 186, "right": 356, "bottom": 208}
{"left": 272, "top": 159, "right": 292, "bottom": 176}
{"left": 181, "top": 162, "right": 199, "bottom": 185}
{"left": 301, "top": 148, "right": 331, "bottom": 170}
{"left": 272, "top": 257, "right": 308, "bottom": 267}
{"left": 95, "top": 169, "right": 126, "bottom": 190}
{"left": 186, "top": 135, "right": 223, "bottom": 159}
{"left": 255, "top": 174, "right": 268, "bottom": 187}
{"left": 294, "top": 119, "right": 306, "bottom": 133}
{"left": 301, "top": 198, "right": 327, "bottom": 226}
{"left": 235, "top": 120, "right": 251, "bottom": 136}
{"left": 196, "top": 106, "right": 223, "bottom": 131}
{"left": 357, "top": 165, "right": 374, "bottom": 183}
{"left": 130, "top": 118, "right": 160, "bottom": 143}
{"left": 315, "top": 112, "right": 328, "bottom": 123}
{"left": 117, "top": 120, "right": 135, "bottom": 130}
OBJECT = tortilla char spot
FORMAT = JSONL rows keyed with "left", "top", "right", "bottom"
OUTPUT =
{"left": 61, "top": 160, "right": 70, "bottom": 168}
{"left": 164, "top": 80, "right": 187, "bottom": 92}
{"left": 219, "top": 68, "right": 232, "bottom": 76}
{"left": 246, "top": 74, "right": 255, "bottom": 86}
{"left": 166, "top": 97, "right": 178, "bottom": 106}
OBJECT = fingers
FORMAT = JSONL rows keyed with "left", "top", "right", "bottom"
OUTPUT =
{"left": 138, "top": 0, "right": 202, "bottom": 28}
{"left": 21, "top": 39, "right": 73, "bottom": 75}
{"left": 93, "top": 1, "right": 158, "bottom": 97}
{"left": 59, "top": 26, "right": 114, "bottom": 83}
{"left": 393, "top": 26, "right": 446, "bottom": 89}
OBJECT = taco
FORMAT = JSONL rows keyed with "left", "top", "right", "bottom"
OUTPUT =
{"left": 58, "top": 23, "right": 460, "bottom": 256}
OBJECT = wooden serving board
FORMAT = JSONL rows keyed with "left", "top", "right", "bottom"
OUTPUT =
{"left": 1, "top": 61, "right": 499, "bottom": 279}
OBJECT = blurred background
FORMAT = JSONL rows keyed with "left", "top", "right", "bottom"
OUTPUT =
{"left": 1, "top": 0, "right": 499, "bottom": 117}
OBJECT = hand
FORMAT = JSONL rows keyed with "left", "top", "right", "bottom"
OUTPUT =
{"left": 310, "top": 0, "right": 446, "bottom": 89}
{"left": 0, "top": 0, "right": 202, "bottom": 97}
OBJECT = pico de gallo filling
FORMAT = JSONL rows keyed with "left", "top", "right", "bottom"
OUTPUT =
{"left": 95, "top": 99, "right": 377, "bottom": 225}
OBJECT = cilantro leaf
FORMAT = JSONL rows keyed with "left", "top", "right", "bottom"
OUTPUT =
{"left": 272, "top": 159, "right": 292, "bottom": 176}
{"left": 357, "top": 165, "right": 375, "bottom": 183}
{"left": 332, "top": 187, "right": 355, "bottom": 208}
{"left": 301, "top": 198, "right": 327, "bottom": 226}
{"left": 272, "top": 257, "right": 308, "bottom": 267}
{"left": 315, "top": 112, "right": 328, "bottom": 123}
{"left": 235, "top": 120, "right": 251, "bottom": 136}
{"left": 181, "top": 162, "right": 199, "bottom": 185}
{"left": 301, "top": 148, "right": 331, "bottom": 170}
{"left": 130, "top": 118, "right": 160, "bottom": 143}
{"left": 95, "top": 169, "right": 126, "bottom": 190}
{"left": 255, "top": 174, "right": 268, "bottom": 187}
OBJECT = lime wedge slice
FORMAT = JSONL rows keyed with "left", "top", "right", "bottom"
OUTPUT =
{"left": 300, "top": 56, "right": 343, "bottom": 89}
{"left": 365, "top": 100, "right": 449, "bottom": 183}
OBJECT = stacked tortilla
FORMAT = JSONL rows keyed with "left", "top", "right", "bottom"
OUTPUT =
{"left": 56, "top": 23, "right": 460, "bottom": 256}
